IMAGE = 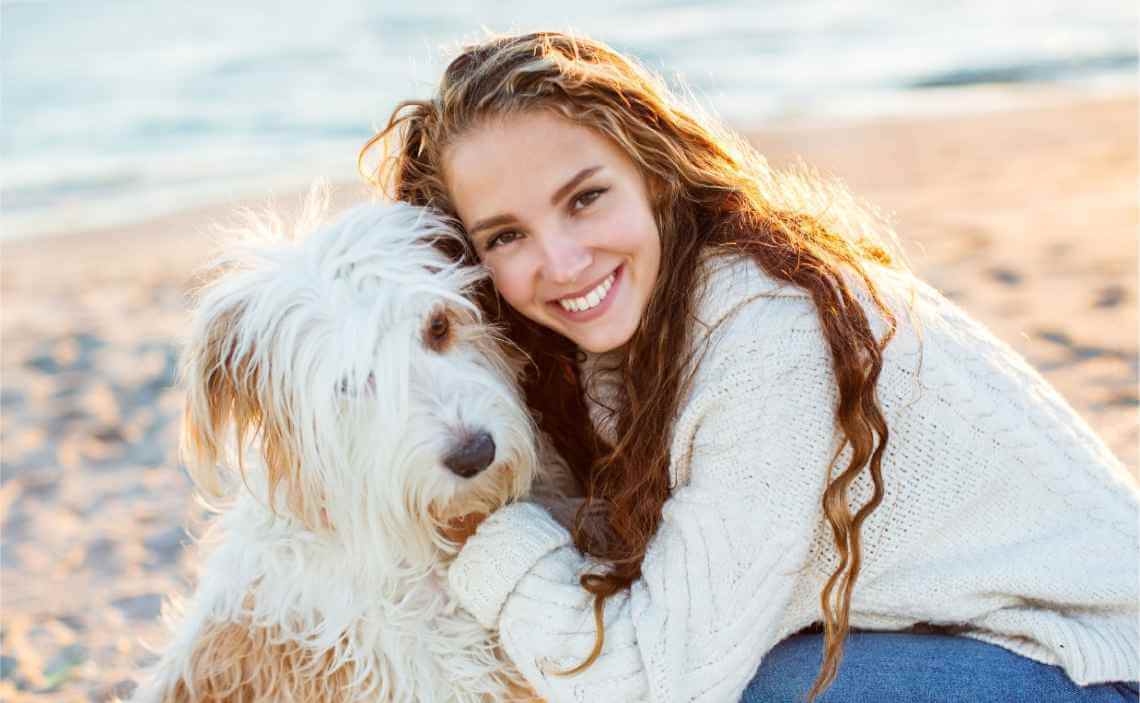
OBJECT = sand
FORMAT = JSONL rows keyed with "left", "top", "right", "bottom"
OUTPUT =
{"left": 2, "top": 91, "right": 1136, "bottom": 701}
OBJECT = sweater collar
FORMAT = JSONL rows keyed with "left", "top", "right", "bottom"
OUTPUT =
{"left": 578, "top": 250, "right": 808, "bottom": 379}
{"left": 690, "top": 250, "right": 809, "bottom": 339}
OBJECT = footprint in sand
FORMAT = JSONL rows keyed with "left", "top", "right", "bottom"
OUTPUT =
{"left": 110, "top": 593, "right": 164, "bottom": 622}
{"left": 89, "top": 678, "right": 138, "bottom": 703}
{"left": 83, "top": 537, "right": 123, "bottom": 577}
{"left": 1095, "top": 284, "right": 1125, "bottom": 309}
{"left": 1036, "top": 328, "right": 1138, "bottom": 370}
{"left": 143, "top": 526, "right": 187, "bottom": 570}
{"left": 988, "top": 266, "right": 1023, "bottom": 286}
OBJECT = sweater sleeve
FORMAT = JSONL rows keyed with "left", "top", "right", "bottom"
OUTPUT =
{"left": 449, "top": 312, "right": 839, "bottom": 702}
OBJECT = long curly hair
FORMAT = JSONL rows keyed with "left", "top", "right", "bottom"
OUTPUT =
{"left": 359, "top": 30, "right": 907, "bottom": 701}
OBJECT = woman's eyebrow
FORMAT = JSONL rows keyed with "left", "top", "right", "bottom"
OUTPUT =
{"left": 468, "top": 214, "right": 516, "bottom": 239}
{"left": 468, "top": 165, "right": 603, "bottom": 238}
{"left": 549, "top": 165, "right": 602, "bottom": 206}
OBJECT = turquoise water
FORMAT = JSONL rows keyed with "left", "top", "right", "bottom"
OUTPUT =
{"left": 2, "top": 0, "right": 1135, "bottom": 238}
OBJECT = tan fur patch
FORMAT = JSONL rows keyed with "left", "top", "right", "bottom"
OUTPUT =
{"left": 169, "top": 620, "right": 357, "bottom": 702}
{"left": 162, "top": 614, "right": 541, "bottom": 702}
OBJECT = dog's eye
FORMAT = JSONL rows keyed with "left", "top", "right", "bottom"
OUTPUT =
{"left": 425, "top": 311, "right": 451, "bottom": 352}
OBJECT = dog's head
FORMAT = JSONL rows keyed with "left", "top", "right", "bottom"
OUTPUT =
{"left": 180, "top": 196, "right": 538, "bottom": 567}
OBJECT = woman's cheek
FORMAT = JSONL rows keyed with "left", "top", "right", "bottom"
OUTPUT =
{"left": 604, "top": 201, "right": 656, "bottom": 252}
{"left": 489, "top": 262, "right": 534, "bottom": 315}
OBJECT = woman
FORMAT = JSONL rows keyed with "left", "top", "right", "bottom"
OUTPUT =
{"left": 359, "top": 32, "right": 1139, "bottom": 702}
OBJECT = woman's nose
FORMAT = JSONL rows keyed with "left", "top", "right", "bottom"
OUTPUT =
{"left": 539, "top": 230, "right": 592, "bottom": 285}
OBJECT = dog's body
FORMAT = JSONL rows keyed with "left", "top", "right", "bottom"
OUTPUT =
{"left": 130, "top": 197, "right": 560, "bottom": 702}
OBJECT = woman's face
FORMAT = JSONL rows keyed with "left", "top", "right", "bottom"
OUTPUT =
{"left": 443, "top": 110, "right": 662, "bottom": 354}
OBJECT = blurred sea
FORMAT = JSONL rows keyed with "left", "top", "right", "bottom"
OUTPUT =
{"left": 2, "top": 0, "right": 1136, "bottom": 240}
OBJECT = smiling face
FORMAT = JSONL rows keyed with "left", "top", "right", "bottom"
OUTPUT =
{"left": 443, "top": 110, "right": 662, "bottom": 353}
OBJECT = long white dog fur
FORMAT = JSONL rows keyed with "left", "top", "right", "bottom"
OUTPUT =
{"left": 128, "top": 192, "right": 565, "bottom": 702}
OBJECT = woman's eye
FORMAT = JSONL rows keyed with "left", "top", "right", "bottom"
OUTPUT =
{"left": 572, "top": 188, "right": 606, "bottom": 211}
{"left": 487, "top": 230, "right": 522, "bottom": 251}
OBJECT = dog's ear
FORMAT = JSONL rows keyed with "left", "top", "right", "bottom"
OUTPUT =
{"left": 180, "top": 302, "right": 252, "bottom": 498}
{"left": 179, "top": 297, "right": 313, "bottom": 521}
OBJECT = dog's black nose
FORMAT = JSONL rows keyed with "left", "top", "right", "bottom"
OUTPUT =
{"left": 443, "top": 431, "right": 496, "bottom": 478}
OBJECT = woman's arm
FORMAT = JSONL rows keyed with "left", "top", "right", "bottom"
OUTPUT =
{"left": 450, "top": 308, "right": 839, "bottom": 702}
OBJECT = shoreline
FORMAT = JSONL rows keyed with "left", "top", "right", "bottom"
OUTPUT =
{"left": 2, "top": 89, "right": 1136, "bottom": 701}
{"left": 4, "top": 80, "right": 1135, "bottom": 246}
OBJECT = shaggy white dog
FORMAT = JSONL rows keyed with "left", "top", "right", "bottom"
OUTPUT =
{"left": 129, "top": 196, "right": 558, "bottom": 702}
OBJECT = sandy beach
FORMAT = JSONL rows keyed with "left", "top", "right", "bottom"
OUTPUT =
{"left": 1, "top": 91, "right": 1136, "bottom": 701}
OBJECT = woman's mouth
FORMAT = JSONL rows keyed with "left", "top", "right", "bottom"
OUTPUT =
{"left": 549, "top": 264, "right": 623, "bottom": 322}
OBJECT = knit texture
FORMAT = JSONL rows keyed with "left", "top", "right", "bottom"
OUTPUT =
{"left": 448, "top": 253, "right": 1140, "bottom": 702}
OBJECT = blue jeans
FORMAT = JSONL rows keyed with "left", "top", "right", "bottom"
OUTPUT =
{"left": 742, "top": 630, "right": 1139, "bottom": 702}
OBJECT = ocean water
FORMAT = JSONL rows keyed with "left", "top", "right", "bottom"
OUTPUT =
{"left": 2, "top": 0, "right": 1135, "bottom": 239}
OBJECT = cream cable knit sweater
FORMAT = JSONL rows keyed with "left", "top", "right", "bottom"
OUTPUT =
{"left": 448, "top": 253, "right": 1140, "bottom": 702}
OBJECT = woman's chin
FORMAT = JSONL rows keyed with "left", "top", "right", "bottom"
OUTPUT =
{"left": 564, "top": 318, "right": 636, "bottom": 354}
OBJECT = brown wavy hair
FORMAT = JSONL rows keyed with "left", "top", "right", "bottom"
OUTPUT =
{"left": 359, "top": 30, "right": 907, "bottom": 702}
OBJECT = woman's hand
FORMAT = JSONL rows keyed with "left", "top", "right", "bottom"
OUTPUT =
{"left": 441, "top": 497, "right": 581, "bottom": 548}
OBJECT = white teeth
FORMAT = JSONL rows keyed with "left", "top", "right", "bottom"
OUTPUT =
{"left": 558, "top": 272, "right": 615, "bottom": 313}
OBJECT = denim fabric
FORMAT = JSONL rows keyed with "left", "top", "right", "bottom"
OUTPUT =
{"left": 741, "top": 630, "right": 1139, "bottom": 702}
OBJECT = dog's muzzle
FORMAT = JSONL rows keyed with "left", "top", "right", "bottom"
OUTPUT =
{"left": 443, "top": 431, "right": 496, "bottom": 478}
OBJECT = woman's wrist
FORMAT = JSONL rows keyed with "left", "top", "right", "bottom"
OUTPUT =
{"left": 448, "top": 502, "right": 572, "bottom": 629}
